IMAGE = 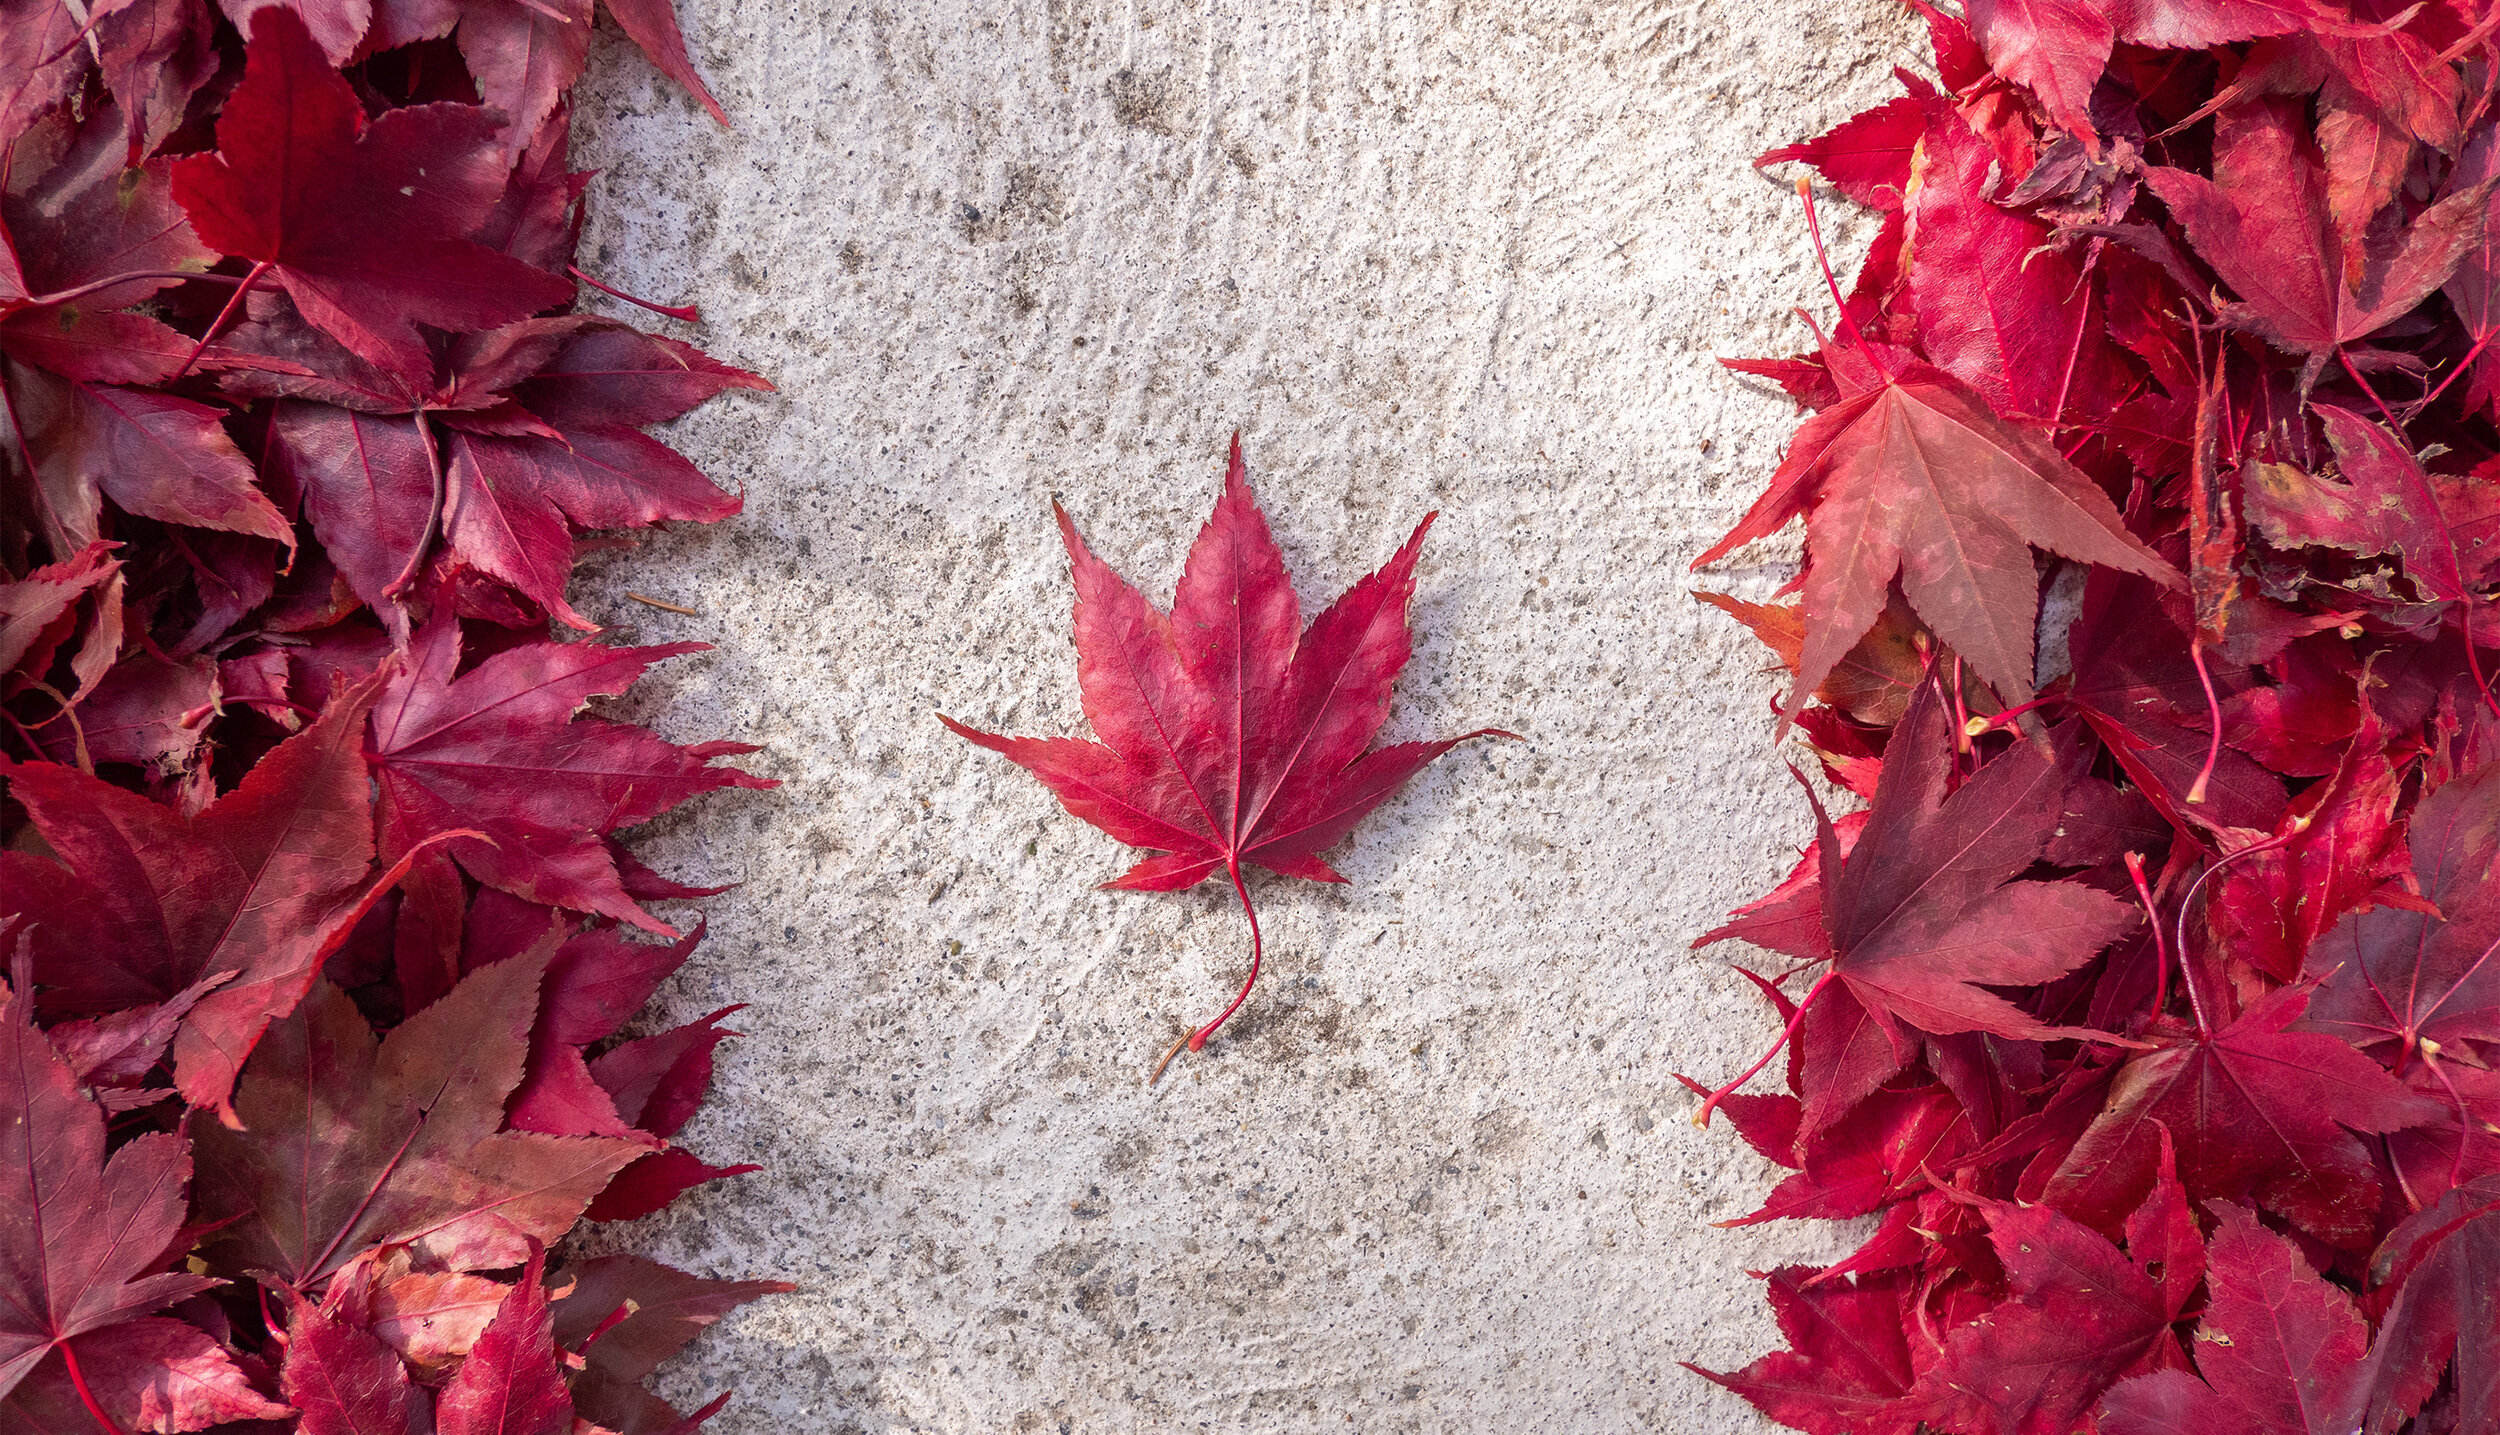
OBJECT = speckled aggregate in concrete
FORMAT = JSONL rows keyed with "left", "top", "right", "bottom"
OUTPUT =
{"left": 559, "top": 2, "right": 1925, "bottom": 1429}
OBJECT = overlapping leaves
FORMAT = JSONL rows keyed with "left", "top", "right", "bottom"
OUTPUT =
{"left": 1694, "top": 6, "right": 2500, "bottom": 1432}
{"left": 0, "top": 0, "right": 781, "bottom": 1429}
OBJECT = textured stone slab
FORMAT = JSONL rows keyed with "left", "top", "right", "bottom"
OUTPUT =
{"left": 565, "top": 1, "right": 1921, "bottom": 1428}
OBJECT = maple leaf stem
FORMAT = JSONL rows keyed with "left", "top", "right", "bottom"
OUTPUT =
{"left": 2045, "top": 243, "right": 2103, "bottom": 436}
{"left": 2185, "top": 637, "right": 2223, "bottom": 805}
{"left": 2124, "top": 852, "right": 2171, "bottom": 1026}
{"left": 21, "top": 269, "right": 247, "bottom": 308}
{"left": 1694, "top": 968, "right": 1838, "bottom": 1127}
{"left": 168, "top": 260, "right": 269, "bottom": 382}
{"left": 1189, "top": 860, "right": 1264, "bottom": 1054}
{"left": 58, "top": 1342, "right": 125, "bottom": 1435}
{"left": 2172, "top": 825, "right": 2308, "bottom": 1039}
{"left": 384, "top": 410, "right": 447, "bottom": 601}
{"left": 568, "top": 265, "right": 701, "bottom": 322}
{"left": 2414, "top": 331, "right": 2495, "bottom": 413}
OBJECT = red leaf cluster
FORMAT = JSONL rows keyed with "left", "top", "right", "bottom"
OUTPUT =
{"left": 0, "top": 3, "right": 783, "bottom": 1431}
{"left": 1696, "top": 7, "right": 2500, "bottom": 1432}
{"left": 945, "top": 438, "right": 1508, "bottom": 1079}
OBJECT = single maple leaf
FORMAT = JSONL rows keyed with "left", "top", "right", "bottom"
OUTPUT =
{"left": 2146, "top": 96, "right": 2487, "bottom": 390}
{"left": 942, "top": 436, "right": 1507, "bottom": 1065}
{"left": 1, "top": 361, "right": 294, "bottom": 561}
{"left": 1693, "top": 311, "right": 2178, "bottom": 719}
{"left": 0, "top": 1315, "right": 291, "bottom": 1434}
{"left": 2358, "top": 1174, "right": 2500, "bottom": 1435}
{"left": 2099, "top": 1203, "right": 2371, "bottom": 1435}
{"left": 2304, "top": 759, "right": 2500, "bottom": 1061}
{"left": 0, "top": 970, "right": 221, "bottom": 1410}
{"left": 368, "top": 613, "right": 773, "bottom": 934}
{"left": 1686, "top": 1266, "right": 1922, "bottom": 1435}
{"left": 191, "top": 950, "right": 644, "bottom": 1290}
{"left": 547, "top": 1256, "right": 791, "bottom": 1434}
{"left": 1694, "top": 683, "right": 2136, "bottom": 1125}
{"left": 0, "top": 668, "right": 407, "bottom": 1113}
{"left": 2045, "top": 984, "right": 2443, "bottom": 1247}
{"left": 169, "top": 9, "right": 575, "bottom": 384}
{"left": 1907, "top": 1130, "right": 2203, "bottom": 1435}
{"left": 433, "top": 1246, "right": 573, "bottom": 1435}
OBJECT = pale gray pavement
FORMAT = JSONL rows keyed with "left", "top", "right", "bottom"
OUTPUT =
{"left": 562, "top": 2, "right": 1924, "bottom": 1428}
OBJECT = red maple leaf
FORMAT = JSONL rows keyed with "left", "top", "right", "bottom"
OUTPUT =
{"left": 0, "top": 968, "right": 270, "bottom": 1429}
{"left": 1694, "top": 681, "right": 2137, "bottom": 1125}
{"left": 2045, "top": 984, "right": 2442, "bottom": 1247}
{"left": 2099, "top": 1203, "right": 2371, "bottom": 1435}
{"left": 943, "top": 436, "right": 1507, "bottom": 1069}
{"left": 0, "top": 668, "right": 418, "bottom": 1113}
{"left": 548, "top": 1256, "right": 792, "bottom": 1433}
{"left": 1691, "top": 299, "right": 2179, "bottom": 717}
{"left": 1906, "top": 1131, "right": 2205, "bottom": 1435}
{"left": 236, "top": 304, "right": 764, "bottom": 633}
{"left": 191, "top": 949, "right": 645, "bottom": 1292}
{"left": 368, "top": 614, "right": 773, "bottom": 934}
{"left": 2147, "top": 96, "right": 2488, "bottom": 390}
{"left": 169, "top": 8, "right": 574, "bottom": 384}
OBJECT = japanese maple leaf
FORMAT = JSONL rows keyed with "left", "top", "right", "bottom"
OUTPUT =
{"left": 942, "top": 437, "right": 1507, "bottom": 1064}
{"left": 0, "top": 1313, "right": 290, "bottom": 1432}
{"left": 2099, "top": 1204, "right": 2371, "bottom": 1435}
{"left": 368, "top": 615, "right": 772, "bottom": 933}
{"left": 2304, "top": 760, "right": 2500, "bottom": 1061}
{"left": 0, "top": 669, "right": 409, "bottom": 1113}
{"left": 2147, "top": 97, "right": 2488, "bottom": 390}
{"left": 504, "top": 922, "right": 758, "bottom": 1221}
{"left": 1694, "top": 683, "right": 2136, "bottom": 1125}
{"left": 191, "top": 950, "right": 644, "bottom": 1291}
{"left": 548, "top": 1256, "right": 791, "bottom": 1433}
{"left": 168, "top": 8, "right": 574, "bottom": 384}
{"left": 0, "top": 972, "right": 221, "bottom": 1407}
{"left": 1693, "top": 334, "right": 2178, "bottom": 719}
{"left": 1687, "top": 1266, "right": 1923, "bottom": 1435}
{"left": 2358, "top": 1174, "right": 2500, "bottom": 1435}
{"left": 1900, "top": 95, "right": 2122, "bottom": 425}
{"left": 0, "top": 104, "right": 221, "bottom": 386}
{"left": 238, "top": 307, "right": 762, "bottom": 633}
{"left": 2045, "top": 985, "right": 2443, "bottom": 1247}
{"left": 1963, "top": 0, "right": 2322, "bottom": 142}
{"left": 1907, "top": 1131, "right": 2204, "bottom": 1435}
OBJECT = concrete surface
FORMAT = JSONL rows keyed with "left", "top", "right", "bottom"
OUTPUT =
{"left": 560, "top": 1, "right": 1927, "bottom": 1429}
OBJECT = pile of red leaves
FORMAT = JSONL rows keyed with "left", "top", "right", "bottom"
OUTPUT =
{"left": 1689, "top": 5, "right": 2500, "bottom": 1432}
{"left": 0, "top": 2, "right": 785, "bottom": 1431}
